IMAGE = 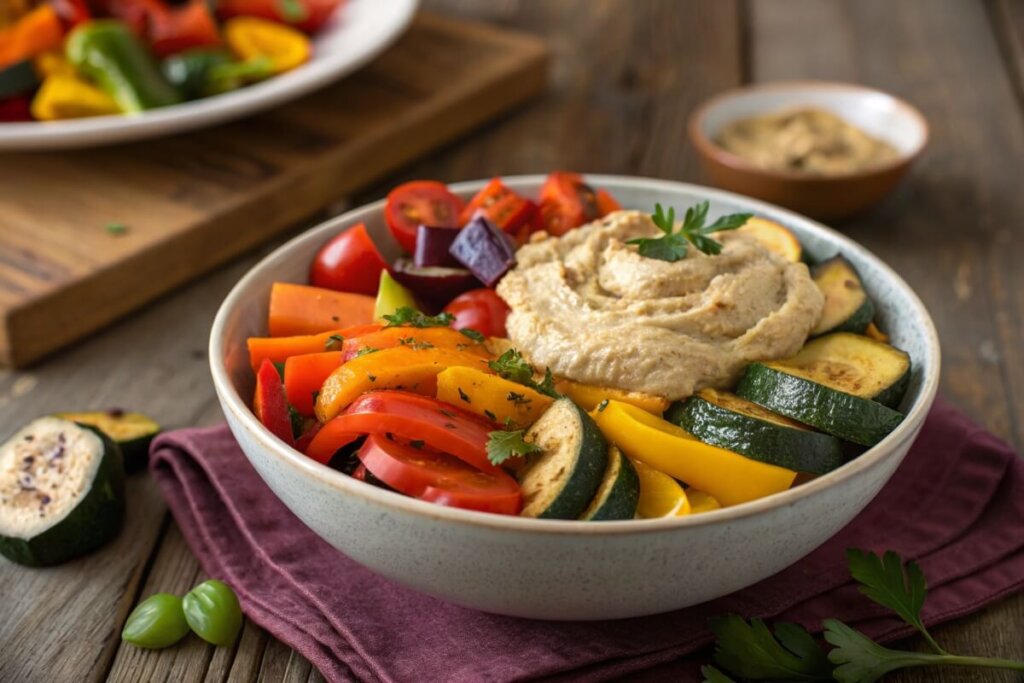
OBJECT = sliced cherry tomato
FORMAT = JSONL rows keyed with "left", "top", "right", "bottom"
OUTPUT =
{"left": 217, "top": 0, "right": 343, "bottom": 33}
{"left": 101, "top": 0, "right": 168, "bottom": 35}
{"left": 538, "top": 172, "right": 602, "bottom": 236}
{"left": 596, "top": 188, "right": 622, "bottom": 215}
{"left": 459, "top": 179, "right": 538, "bottom": 235}
{"left": 254, "top": 359, "right": 295, "bottom": 446}
{"left": 385, "top": 181, "right": 464, "bottom": 253}
{"left": 149, "top": 0, "right": 221, "bottom": 57}
{"left": 359, "top": 433, "right": 521, "bottom": 515}
{"left": 309, "top": 223, "right": 388, "bottom": 295}
{"left": 442, "top": 289, "right": 510, "bottom": 339}
{"left": 306, "top": 390, "right": 497, "bottom": 474}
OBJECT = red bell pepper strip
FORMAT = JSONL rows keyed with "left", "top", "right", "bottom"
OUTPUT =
{"left": 284, "top": 351, "right": 344, "bottom": 415}
{"left": 51, "top": 0, "right": 92, "bottom": 27}
{"left": 306, "top": 390, "right": 498, "bottom": 474}
{"left": 99, "top": 0, "right": 168, "bottom": 36}
{"left": 253, "top": 358, "right": 295, "bottom": 446}
{"left": 0, "top": 96, "right": 33, "bottom": 123}
{"left": 0, "top": 6, "right": 65, "bottom": 70}
{"left": 149, "top": 0, "right": 222, "bottom": 57}
{"left": 218, "top": 0, "right": 345, "bottom": 34}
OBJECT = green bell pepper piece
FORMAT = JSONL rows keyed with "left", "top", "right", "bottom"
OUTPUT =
{"left": 163, "top": 49, "right": 273, "bottom": 100}
{"left": 66, "top": 20, "right": 181, "bottom": 113}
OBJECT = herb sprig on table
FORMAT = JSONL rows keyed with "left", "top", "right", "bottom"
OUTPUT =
{"left": 628, "top": 202, "right": 752, "bottom": 262}
{"left": 702, "top": 549, "right": 1024, "bottom": 683}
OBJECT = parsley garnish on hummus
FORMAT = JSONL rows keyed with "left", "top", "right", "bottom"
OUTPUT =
{"left": 628, "top": 202, "right": 753, "bottom": 261}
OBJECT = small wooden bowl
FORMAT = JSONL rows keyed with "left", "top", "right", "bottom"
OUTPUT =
{"left": 689, "top": 82, "right": 928, "bottom": 222}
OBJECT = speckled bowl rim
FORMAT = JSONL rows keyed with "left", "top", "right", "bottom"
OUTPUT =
{"left": 688, "top": 81, "right": 930, "bottom": 182}
{"left": 210, "top": 174, "right": 941, "bottom": 536}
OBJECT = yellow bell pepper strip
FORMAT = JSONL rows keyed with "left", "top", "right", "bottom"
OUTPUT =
{"left": 687, "top": 489, "right": 722, "bottom": 514}
{"left": 314, "top": 345, "right": 492, "bottom": 423}
{"left": 31, "top": 74, "right": 121, "bottom": 121}
{"left": 555, "top": 378, "right": 670, "bottom": 416}
{"left": 224, "top": 17, "right": 311, "bottom": 74}
{"left": 0, "top": 6, "right": 65, "bottom": 71}
{"left": 632, "top": 458, "right": 690, "bottom": 517}
{"left": 592, "top": 401, "right": 797, "bottom": 507}
{"left": 436, "top": 366, "right": 554, "bottom": 428}
{"left": 34, "top": 51, "right": 77, "bottom": 78}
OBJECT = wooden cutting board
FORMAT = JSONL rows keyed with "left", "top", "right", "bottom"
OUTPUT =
{"left": 0, "top": 13, "right": 548, "bottom": 368}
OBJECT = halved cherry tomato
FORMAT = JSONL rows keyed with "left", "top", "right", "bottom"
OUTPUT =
{"left": 358, "top": 433, "right": 521, "bottom": 515}
{"left": 385, "top": 181, "right": 464, "bottom": 253}
{"left": 306, "top": 390, "right": 499, "bottom": 474}
{"left": 538, "top": 172, "right": 603, "bottom": 236}
{"left": 149, "top": 0, "right": 221, "bottom": 57}
{"left": 596, "top": 189, "right": 622, "bottom": 215}
{"left": 217, "top": 0, "right": 343, "bottom": 33}
{"left": 309, "top": 223, "right": 388, "bottom": 295}
{"left": 254, "top": 359, "right": 295, "bottom": 446}
{"left": 443, "top": 288, "right": 510, "bottom": 339}
{"left": 458, "top": 179, "right": 538, "bottom": 236}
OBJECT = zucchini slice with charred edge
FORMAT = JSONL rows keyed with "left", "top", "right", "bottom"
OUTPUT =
{"left": 579, "top": 446, "right": 639, "bottom": 521}
{"left": 667, "top": 389, "right": 847, "bottom": 474}
{"left": 811, "top": 255, "right": 875, "bottom": 336}
{"left": 518, "top": 398, "right": 608, "bottom": 519}
{"left": 55, "top": 411, "right": 160, "bottom": 473}
{"left": 0, "top": 417, "right": 125, "bottom": 566}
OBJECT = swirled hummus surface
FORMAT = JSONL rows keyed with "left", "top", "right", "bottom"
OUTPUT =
{"left": 495, "top": 210, "right": 824, "bottom": 399}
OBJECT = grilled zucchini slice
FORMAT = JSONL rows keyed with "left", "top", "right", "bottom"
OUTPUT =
{"left": 54, "top": 411, "right": 160, "bottom": 473}
{"left": 811, "top": 256, "right": 875, "bottom": 336}
{"left": 579, "top": 446, "right": 639, "bottom": 521}
{"left": 518, "top": 398, "right": 608, "bottom": 519}
{"left": 668, "top": 389, "right": 847, "bottom": 474}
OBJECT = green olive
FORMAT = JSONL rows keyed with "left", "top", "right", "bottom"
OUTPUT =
{"left": 182, "top": 579, "right": 243, "bottom": 646}
{"left": 121, "top": 593, "right": 190, "bottom": 649}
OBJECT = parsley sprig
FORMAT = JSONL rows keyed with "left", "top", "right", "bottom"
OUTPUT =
{"left": 382, "top": 307, "right": 455, "bottom": 328}
{"left": 487, "top": 348, "right": 559, "bottom": 398}
{"left": 486, "top": 429, "right": 541, "bottom": 465}
{"left": 628, "top": 202, "right": 752, "bottom": 262}
{"left": 703, "top": 549, "right": 1024, "bottom": 683}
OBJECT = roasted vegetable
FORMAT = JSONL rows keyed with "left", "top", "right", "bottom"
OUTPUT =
{"left": 449, "top": 214, "right": 517, "bottom": 288}
{"left": 578, "top": 446, "right": 639, "bottom": 521}
{"left": 414, "top": 225, "right": 461, "bottom": 268}
{"left": 390, "top": 258, "right": 479, "bottom": 313}
{"left": 0, "top": 59, "right": 40, "bottom": 99}
{"left": 31, "top": 73, "right": 121, "bottom": 120}
{"left": 224, "top": 17, "right": 310, "bottom": 74}
{"left": 811, "top": 256, "right": 875, "bottom": 336}
{"left": 0, "top": 6, "right": 65, "bottom": 71}
{"left": 54, "top": 410, "right": 160, "bottom": 473}
{"left": 268, "top": 282, "right": 376, "bottom": 336}
{"left": 162, "top": 49, "right": 271, "bottom": 99}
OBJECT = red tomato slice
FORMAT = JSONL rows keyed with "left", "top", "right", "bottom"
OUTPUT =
{"left": 149, "top": 0, "right": 221, "bottom": 57}
{"left": 459, "top": 179, "right": 538, "bottom": 235}
{"left": 309, "top": 223, "right": 388, "bottom": 295}
{"left": 359, "top": 433, "right": 521, "bottom": 515}
{"left": 538, "top": 172, "right": 602, "bottom": 236}
{"left": 442, "top": 288, "right": 510, "bottom": 338}
{"left": 385, "top": 181, "right": 464, "bottom": 253}
{"left": 253, "top": 359, "right": 294, "bottom": 446}
{"left": 217, "top": 0, "right": 343, "bottom": 33}
{"left": 596, "top": 189, "right": 622, "bottom": 215}
{"left": 306, "top": 390, "right": 497, "bottom": 474}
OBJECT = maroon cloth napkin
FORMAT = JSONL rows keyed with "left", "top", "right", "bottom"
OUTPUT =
{"left": 150, "top": 400, "right": 1024, "bottom": 683}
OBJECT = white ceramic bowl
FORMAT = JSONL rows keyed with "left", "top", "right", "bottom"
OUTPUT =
{"left": 0, "top": 0, "right": 418, "bottom": 151}
{"left": 210, "top": 175, "right": 940, "bottom": 620}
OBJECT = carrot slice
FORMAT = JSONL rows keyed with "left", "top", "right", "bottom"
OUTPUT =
{"left": 284, "top": 351, "right": 344, "bottom": 415}
{"left": 247, "top": 323, "right": 381, "bottom": 370}
{"left": 268, "top": 282, "right": 376, "bottom": 336}
{"left": 341, "top": 326, "right": 489, "bottom": 361}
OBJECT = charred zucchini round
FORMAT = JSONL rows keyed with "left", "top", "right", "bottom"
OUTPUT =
{"left": 55, "top": 410, "right": 160, "bottom": 473}
{"left": 811, "top": 255, "right": 875, "bottom": 336}
{"left": 579, "top": 446, "right": 639, "bottom": 521}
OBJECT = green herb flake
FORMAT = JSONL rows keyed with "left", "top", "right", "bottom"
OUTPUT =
{"left": 506, "top": 391, "right": 531, "bottom": 407}
{"left": 324, "top": 334, "right": 344, "bottom": 351}
{"left": 459, "top": 328, "right": 486, "bottom": 342}
{"left": 278, "top": 0, "right": 308, "bottom": 22}
{"left": 354, "top": 346, "right": 380, "bottom": 358}
{"left": 367, "top": 374, "right": 377, "bottom": 382}
{"left": 457, "top": 387, "right": 471, "bottom": 403}
{"left": 409, "top": 439, "right": 425, "bottom": 449}
{"left": 105, "top": 222, "right": 129, "bottom": 236}
{"left": 483, "top": 409, "right": 497, "bottom": 421}
{"left": 597, "top": 399, "right": 609, "bottom": 412}
{"left": 439, "top": 408, "right": 457, "bottom": 419}
{"left": 488, "top": 348, "right": 561, "bottom": 398}
{"left": 398, "top": 336, "right": 435, "bottom": 351}
{"left": 383, "top": 307, "right": 454, "bottom": 329}
{"left": 627, "top": 202, "right": 752, "bottom": 262}
{"left": 486, "top": 429, "right": 541, "bottom": 465}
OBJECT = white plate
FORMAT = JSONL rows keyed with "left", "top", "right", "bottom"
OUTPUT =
{"left": 0, "top": 0, "right": 419, "bottom": 151}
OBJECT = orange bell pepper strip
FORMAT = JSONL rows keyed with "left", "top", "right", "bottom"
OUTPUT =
{"left": 306, "top": 390, "right": 499, "bottom": 474}
{"left": 247, "top": 323, "right": 381, "bottom": 370}
{"left": 314, "top": 345, "right": 492, "bottom": 423}
{"left": 0, "top": 6, "right": 65, "bottom": 70}
{"left": 284, "top": 351, "right": 343, "bottom": 415}
{"left": 268, "top": 282, "right": 376, "bottom": 336}
{"left": 340, "top": 326, "right": 489, "bottom": 361}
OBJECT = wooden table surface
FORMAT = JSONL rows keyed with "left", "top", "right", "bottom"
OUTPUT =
{"left": 2, "top": 1, "right": 1023, "bottom": 681}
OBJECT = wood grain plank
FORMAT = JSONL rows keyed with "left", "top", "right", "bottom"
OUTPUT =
{"left": 0, "top": 13, "right": 549, "bottom": 368}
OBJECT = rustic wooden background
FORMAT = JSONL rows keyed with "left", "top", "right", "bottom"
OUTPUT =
{"left": 2, "top": 0, "right": 1023, "bottom": 681}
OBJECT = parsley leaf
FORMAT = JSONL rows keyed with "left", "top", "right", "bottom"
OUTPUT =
{"left": 382, "top": 307, "right": 454, "bottom": 328}
{"left": 846, "top": 549, "right": 936, "bottom": 651}
{"left": 486, "top": 429, "right": 541, "bottom": 465}
{"left": 488, "top": 348, "right": 560, "bottom": 398}
{"left": 535, "top": 367, "right": 559, "bottom": 398}
{"left": 105, "top": 222, "right": 129, "bottom": 236}
{"left": 398, "top": 336, "right": 435, "bottom": 350}
{"left": 700, "top": 665, "right": 736, "bottom": 683}
{"left": 278, "top": 0, "right": 308, "bottom": 22}
{"left": 459, "top": 328, "right": 486, "bottom": 342}
{"left": 627, "top": 201, "right": 752, "bottom": 262}
{"left": 324, "top": 334, "right": 344, "bottom": 351}
{"left": 353, "top": 346, "right": 379, "bottom": 358}
{"left": 709, "top": 616, "right": 833, "bottom": 681}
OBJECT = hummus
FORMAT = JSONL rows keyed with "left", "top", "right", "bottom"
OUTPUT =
{"left": 715, "top": 107, "right": 899, "bottom": 175}
{"left": 495, "top": 211, "right": 824, "bottom": 399}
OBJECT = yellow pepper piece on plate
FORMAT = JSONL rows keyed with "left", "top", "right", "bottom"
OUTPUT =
{"left": 31, "top": 74, "right": 121, "bottom": 121}
{"left": 632, "top": 458, "right": 690, "bottom": 517}
{"left": 555, "top": 378, "right": 670, "bottom": 415}
{"left": 436, "top": 366, "right": 553, "bottom": 428}
{"left": 224, "top": 17, "right": 310, "bottom": 74}
{"left": 593, "top": 400, "right": 797, "bottom": 507}
{"left": 34, "top": 50, "right": 76, "bottom": 78}
{"left": 686, "top": 489, "right": 722, "bottom": 514}
{"left": 315, "top": 345, "right": 491, "bottom": 422}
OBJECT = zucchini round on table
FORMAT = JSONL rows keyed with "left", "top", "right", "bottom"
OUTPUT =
{"left": 0, "top": 417, "right": 125, "bottom": 566}
{"left": 667, "top": 389, "right": 847, "bottom": 474}
{"left": 518, "top": 398, "right": 608, "bottom": 519}
{"left": 736, "top": 333, "right": 910, "bottom": 446}
{"left": 579, "top": 446, "right": 639, "bottom": 521}
{"left": 54, "top": 410, "right": 160, "bottom": 473}
{"left": 811, "top": 255, "right": 875, "bottom": 336}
